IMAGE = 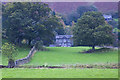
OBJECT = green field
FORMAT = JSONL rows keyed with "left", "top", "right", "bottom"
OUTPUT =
{"left": 2, "top": 68, "right": 118, "bottom": 78}
{"left": 1, "top": 40, "right": 118, "bottom": 78}
{"left": 25, "top": 47, "right": 118, "bottom": 66}
{"left": 114, "top": 18, "right": 118, "bottom": 22}
{"left": 2, "top": 46, "right": 118, "bottom": 66}
{"left": 2, "top": 39, "right": 118, "bottom": 66}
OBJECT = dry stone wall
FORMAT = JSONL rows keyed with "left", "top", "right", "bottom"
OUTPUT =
{"left": 15, "top": 46, "right": 37, "bottom": 66}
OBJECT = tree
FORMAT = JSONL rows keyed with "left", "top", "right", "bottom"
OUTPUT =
{"left": 73, "top": 11, "right": 113, "bottom": 50}
{"left": 62, "top": 5, "right": 98, "bottom": 25}
{"left": 2, "top": 2, "right": 63, "bottom": 46}
{"left": 108, "top": 20, "right": 118, "bottom": 28}
{"left": 105, "top": 11, "right": 118, "bottom": 19}
{"left": 3, "top": 2, "right": 50, "bottom": 45}
{"left": 77, "top": 5, "right": 97, "bottom": 17}
{"left": 2, "top": 43, "right": 18, "bottom": 68}
{"left": 34, "top": 40, "right": 46, "bottom": 51}
{"left": 66, "top": 12, "right": 80, "bottom": 25}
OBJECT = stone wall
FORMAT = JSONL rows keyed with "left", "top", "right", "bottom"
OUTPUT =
{"left": 15, "top": 46, "right": 37, "bottom": 66}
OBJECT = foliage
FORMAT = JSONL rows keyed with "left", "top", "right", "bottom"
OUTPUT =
{"left": 113, "top": 28, "right": 118, "bottom": 34}
{"left": 2, "top": 43, "right": 17, "bottom": 60}
{"left": 62, "top": 5, "right": 98, "bottom": 25}
{"left": 108, "top": 19, "right": 118, "bottom": 28}
{"left": 2, "top": 39, "right": 31, "bottom": 66}
{"left": 35, "top": 40, "right": 44, "bottom": 51}
{"left": 66, "top": 12, "right": 80, "bottom": 25}
{"left": 77, "top": 5, "right": 98, "bottom": 17}
{"left": 64, "top": 26, "right": 73, "bottom": 35}
{"left": 105, "top": 11, "right": 118, "bottom": 19}
{"left": 2, "top": 2, "right": 63, "bottom": 46}
{"left": 2, "top": 42, "right": 18, "bottom": 67}
{"left": 2, "top": 46, "right": 30, "bottom": 66}
{"left": 55, "top": 23, "right": 65, "bottom": 35}
{"left": 112, "top": 12, "right": 118, "bottom": 19}
{"left": 73, "top": 11, "right": 113, "bottom": 50}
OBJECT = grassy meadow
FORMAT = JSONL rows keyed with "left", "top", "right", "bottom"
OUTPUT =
{"left": 2, "top": 39, "right": 118, "bottom": 66}
{"left": 2, "top": 46, "right": 118, "bottom": 66}
{"left": 2, "top": 39, "right": 118, "bottom": 78}
{"left": 25, "top": 47, "right": 118, "bottom": 66}
{"left": 2, "top": 68, "right": 118, "bottom": 78}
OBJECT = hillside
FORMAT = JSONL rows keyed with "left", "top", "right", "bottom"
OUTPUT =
{"left": 2, "top": 2, "right": 118, "bottom": 14}
{"left": 46, "top": 2, "right": 118, "bottom": 14}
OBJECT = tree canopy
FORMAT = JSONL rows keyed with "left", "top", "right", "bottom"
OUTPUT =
{"left": 62, "top": 5, "right": 98, "bottom": 25}
{"left": 2, "top": 2, "right": 64, "bottom": 46}
{"left": 73, "top": 11, "right": 113, "bottom": 50}
{"left": 77, "top": 5, "right": 98, "bottom": 17}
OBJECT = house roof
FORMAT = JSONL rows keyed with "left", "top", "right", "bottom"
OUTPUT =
{"left": 103, "top": 14, "right": 112, "bottom": 19}
{"left": 56, "top": 35, "right": 73, "bottom": 39}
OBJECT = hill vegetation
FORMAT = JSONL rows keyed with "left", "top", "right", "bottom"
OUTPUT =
{"left": 46, "top": 2, "right": 118, "bottom": 14}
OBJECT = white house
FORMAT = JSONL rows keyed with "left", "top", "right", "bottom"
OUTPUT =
{"left": 103, "top": 14, "right": 112, "bottom": 21}
{"left": 56, "top": 35, "right": 73, "bottom": 47}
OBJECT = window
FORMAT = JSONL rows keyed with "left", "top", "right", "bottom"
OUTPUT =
{"left": 64, "top": 39, "right": 66, "bottom": 42}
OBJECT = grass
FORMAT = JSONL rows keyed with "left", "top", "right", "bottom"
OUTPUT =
{"left": 25, "top": 47, "right": 118, "bottom": 66}
{"left": 0, "top": 69, "right": 1, "bottom": 80}
{"left": 0, "top": 53, "right": 2, "bottom": 65}
{"left": 2, "top": 68, "right": 118, "bottom": 78}
{"left": 1, "top": 39, "right": 118, "bottom": 78}
{"left": 114, "top": 18, "right": 118, "bottom": 22}
{"left": 2, "top": 39, "right": 118, "bottom": 66}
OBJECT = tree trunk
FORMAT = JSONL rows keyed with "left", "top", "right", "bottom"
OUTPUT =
{"left": 29, "top": 40, "right": 31, "bottom": 46}
{"left": 28, "top": 39, "right": 33, "bottom": 48}
{"left": 8, "top": 59, "right": 15, "bottom": 68}
{"left": 92, "top": 46, "right": 95, "bottom": 51}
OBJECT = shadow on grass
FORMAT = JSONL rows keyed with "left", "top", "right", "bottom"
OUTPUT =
{"left": 80, "top": 48, "right": 115, "bottom": 54}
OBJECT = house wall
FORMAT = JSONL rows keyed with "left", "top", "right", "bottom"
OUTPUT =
{"left": 56, "top": 35, "right": 73, "bottom": 47}
{"left": 103, "top": 14, "right": 112, "bottom": 21}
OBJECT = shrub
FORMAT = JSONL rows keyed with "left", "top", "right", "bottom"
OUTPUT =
{"left": 2, "top": 43, "right": 18, "bottom": 67}
{"left": 35, "top": 41, "right": 47, "bottom": 51}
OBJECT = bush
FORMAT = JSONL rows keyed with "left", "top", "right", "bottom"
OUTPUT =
{"left": 35, "top": 41, "right": 47, "bottom": 51}
{"left": 2, "top": 43, "right": 18, "bottom": 67}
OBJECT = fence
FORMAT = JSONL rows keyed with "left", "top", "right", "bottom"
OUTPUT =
{"left": 15, "top": 46, "right": 37, "bottom": 66}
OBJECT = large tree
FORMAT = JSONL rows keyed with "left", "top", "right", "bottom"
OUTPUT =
{"left": 2, "top": 2, "right": 63, "bottom": 46}
{"left": 73, "top": 11, "right": 113, "bottom": 50}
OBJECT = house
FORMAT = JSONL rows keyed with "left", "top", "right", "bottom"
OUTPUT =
{"left": 56, "top": 35, "right": 73, "bottom": 47}
{"left": 49, "top": 44, "right": 56, "bottom": 47}
{"left": 103, "top": 14, "right": 112, "bottom": 21}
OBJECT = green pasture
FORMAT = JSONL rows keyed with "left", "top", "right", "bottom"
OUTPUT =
{"left": 1, "top": 39, "right": 118, "bottom": 78}
{"left": 25, "top": 47, "right": 118, "bottom": 66}
{"left": 2, "top": 39, "right": 118, "bottom": 66}
{"left": 2, "top": 68, "right": 118, "bottom": 78}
